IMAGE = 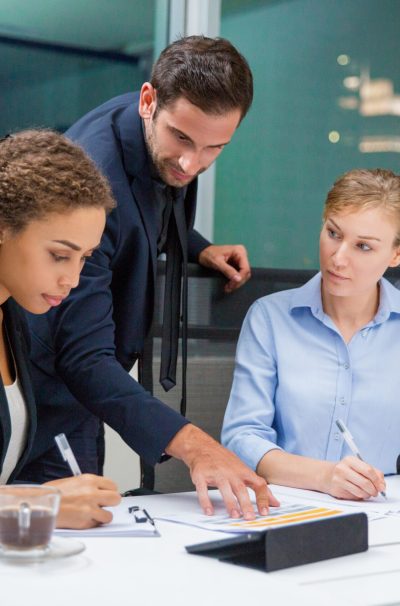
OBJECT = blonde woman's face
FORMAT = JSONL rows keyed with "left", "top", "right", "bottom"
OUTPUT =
{"left": 319, "top": 206, "right": 400, "bottom": 299}
{"left": 0, "top": 207, "right": 106, "bottom": 313}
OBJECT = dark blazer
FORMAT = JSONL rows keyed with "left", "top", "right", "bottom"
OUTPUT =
{"left": 21, "top": 93, "right": 211, "bottom": 475}
{"left": 0, "top": 299, "right": 37, "bottom": 483}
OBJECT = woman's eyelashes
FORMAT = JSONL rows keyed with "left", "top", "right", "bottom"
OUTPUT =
{"left": 327, "top": 227, "right": 340, "bottom": 240}
{"left": 50, "top": 252, "right": 92, "bottom": 263}
{"left": 327, "top": 228, "right": 372, "bottom": 252}
{"left": 50, "top": 252, "right": 69, "bottom": 263}
{"left": 357, "top": 242, "right": 372, "bottom": 252}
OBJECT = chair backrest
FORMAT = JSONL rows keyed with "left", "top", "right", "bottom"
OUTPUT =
{"left": 140, "top": 262, "right": 317, "bottom": 492}
{"left": 140, "top": 263, "right": 400, "bottom": 493}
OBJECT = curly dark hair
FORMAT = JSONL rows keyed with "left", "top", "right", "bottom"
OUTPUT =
{"left": 150, "top": 36, "right": 253, "bottom": 122}
{"left": 0, "top": 129, "right": 115, "bottom": 233}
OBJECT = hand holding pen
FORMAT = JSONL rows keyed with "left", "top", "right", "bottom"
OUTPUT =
{"left": 42, "top": 433, "right": 122, "bottom": 529}
{"left": 329, "top": 419, "right": 387, "bottom": 501}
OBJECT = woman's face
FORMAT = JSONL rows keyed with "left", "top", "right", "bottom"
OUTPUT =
{"left": 0, "top": 207, "right": 106, "bottom": 314}
{"left": 320, "top": 206, "right": 400, "bottom": 300}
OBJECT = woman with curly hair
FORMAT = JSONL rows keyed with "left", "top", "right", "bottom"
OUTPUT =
{"left": 0, "top": 129, "right": 121, "bottom": 528}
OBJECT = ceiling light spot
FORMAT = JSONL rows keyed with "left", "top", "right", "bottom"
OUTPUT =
{"left": 328, "top": 131, "right": 340, "bottom": 143}
{"left": 338, "top": 97, "right": 359, "bottom": 110}
{"left": 337, "top": 54, "right": 350, "bottom": 66}
{"left": 343, "top": 76, "right": 361, "bottom": 90}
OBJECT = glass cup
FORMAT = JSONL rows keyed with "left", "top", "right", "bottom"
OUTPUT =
{"left": 0, "top": 485, "right": 60, "bottom": 556}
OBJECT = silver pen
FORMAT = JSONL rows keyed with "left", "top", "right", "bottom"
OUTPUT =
{"left": 55, "top": 433, "right": 82, "bottom": 476}
{"left": 335, "top": 419, "right": 386, "bottom": 499}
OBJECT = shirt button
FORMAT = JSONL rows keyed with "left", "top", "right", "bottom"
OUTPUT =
{"left": 339, "top": 397, "right": 345, "bottom": 405}
{"left": 334, "top": 433, "right": 340, "bottom": 440}
{"left": 343, "top": 363, "right": 350, "bottom": 369}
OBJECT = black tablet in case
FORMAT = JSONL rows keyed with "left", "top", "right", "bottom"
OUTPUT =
{"left": 186, "top": 512, "right": 368, "bottom": 572}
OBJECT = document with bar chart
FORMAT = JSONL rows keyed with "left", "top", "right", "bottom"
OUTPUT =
{"left": 156, "top": 503, "right": 345, "bottom": 534}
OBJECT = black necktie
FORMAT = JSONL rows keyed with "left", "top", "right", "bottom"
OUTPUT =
{"left": 159, "top": 188, "right": 188, "bottom": 415}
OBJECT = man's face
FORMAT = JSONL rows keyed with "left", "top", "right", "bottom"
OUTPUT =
{"left": 139, "top": 84, "right": 241, "bottom": 188}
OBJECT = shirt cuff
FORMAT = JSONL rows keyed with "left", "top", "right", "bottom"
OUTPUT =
{"left": 229, "top": 435, "right": 282, "bottom": 471}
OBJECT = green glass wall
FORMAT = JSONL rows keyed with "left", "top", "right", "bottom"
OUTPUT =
{"left": 0, "top": 45, "right": 144, "bottom": 134}
{"left": 0, "top": 0, "right": 155, "bottom": 134}
{"left": 216, "top": 0, "right": 400, "bottom": 268}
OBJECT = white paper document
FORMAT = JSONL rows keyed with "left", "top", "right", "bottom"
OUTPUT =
{"left": 271, "top": 484, "right": 400, "bottom": 518}
{"left": 55, "top": 504, "right": 160, "bottom": 538}
{"left": 156, "top": 501, "right": 348, "bottom": 534}
{"left": 156, "top": 481, "right": 400, "bottom": 537}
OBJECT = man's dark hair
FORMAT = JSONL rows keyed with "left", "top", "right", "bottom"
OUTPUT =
{"left": 150, "top": 36, "right": 253, "bottom": 121}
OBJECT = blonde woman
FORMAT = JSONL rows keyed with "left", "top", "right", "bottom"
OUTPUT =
{"left": 223, "top": 169, "right": 400, "bottom": 501}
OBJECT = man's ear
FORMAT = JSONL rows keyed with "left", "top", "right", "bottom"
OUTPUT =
{"left": 139, "top": 83, "right": 157, "bottom": 119}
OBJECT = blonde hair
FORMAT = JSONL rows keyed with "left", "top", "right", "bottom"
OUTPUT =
{"left": 323, "top": 169, "right": 400, "bottom": 246}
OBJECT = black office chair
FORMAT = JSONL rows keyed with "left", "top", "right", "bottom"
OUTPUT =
{"left": 137, "top": 263, "right": 400, "bottom": 493}
{"left": 138, "top": 262, "right": 319, "bottom": 493}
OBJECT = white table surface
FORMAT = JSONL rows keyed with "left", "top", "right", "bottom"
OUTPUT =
{"left": 3, "top": 477, "right": 400, "bottom": 606}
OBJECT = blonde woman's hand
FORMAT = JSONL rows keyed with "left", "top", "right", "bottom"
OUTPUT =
{"left": 324, "top": 456, "right": 385, "bottom": 500}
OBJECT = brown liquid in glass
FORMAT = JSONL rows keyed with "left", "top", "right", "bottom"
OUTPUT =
{"left": 0, "top": 506, "right": 55, "bottom": 549}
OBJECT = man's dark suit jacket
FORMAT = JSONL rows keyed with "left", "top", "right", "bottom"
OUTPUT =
{"left": 18, "top": 93, "right": 211, "bottom": 479}
{"left": 0, "top": 299, "right": 37, "bottom": 482}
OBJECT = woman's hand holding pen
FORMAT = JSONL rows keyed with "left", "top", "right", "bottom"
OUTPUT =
{"left": 44, "top": 474, "right": 121, "bottom": 529}
{"left": 323, "top": 456, "right": 386, "bottom": 501}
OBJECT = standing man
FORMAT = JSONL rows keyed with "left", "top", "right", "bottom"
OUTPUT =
{"left": 19, "top": 36, "right": 278, "bottom": 518}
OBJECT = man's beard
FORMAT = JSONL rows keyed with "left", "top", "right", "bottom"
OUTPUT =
{"left": 145, "top": 123, "right": 204, "bottom": 187}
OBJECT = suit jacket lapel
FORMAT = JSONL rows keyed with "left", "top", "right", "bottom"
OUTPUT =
{"left": 117, "top": 99, "right": 158, "bottom": 282}
{"left": 0, "top": 380, "right": 11, "bottom": 474}
{"left": 1, "top": 300, "right": 37, "bottom": 481}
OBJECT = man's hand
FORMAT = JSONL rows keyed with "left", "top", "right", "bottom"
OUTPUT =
{"left": 198, "top": 244, "right": 251, "bottom": 293}
{"left": 45, "top": 474, "right": 121, "bottom": 529}
{"left": 166, "top": 424, "right": 279, "bottom": 519}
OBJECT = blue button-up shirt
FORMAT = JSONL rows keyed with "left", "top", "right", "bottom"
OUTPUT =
{"left": 222, "top": 273, "right": 400, "bottom": 474}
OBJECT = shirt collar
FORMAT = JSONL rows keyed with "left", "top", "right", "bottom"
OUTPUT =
{"left": 376, "top": 276, "right": 400, "bottom": 321}
{"left": 289, "top": 272, "right": 400, "bottom": 325}
{"left": 289, "top": 272, "right": 324, "bottom": 319}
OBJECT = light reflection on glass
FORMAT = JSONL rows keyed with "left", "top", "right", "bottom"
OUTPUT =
{"left": 343, "top": 76, "right": 361, "bottom": 90}
{"left": 328, "top": 131, "right": 340, "bottom": 143}
{"left": 337, "top": 54, "right": 350, "bottom": 66}
{"left": 338, "top": 96, "right": 359, "bottom": 110}
{"left": 359, "top": 137, "right": 400, "bottom": 153}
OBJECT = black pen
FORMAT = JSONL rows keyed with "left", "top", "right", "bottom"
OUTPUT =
{"left": 143, "top": 509, "right": 155, "bottom": 526}
{"left": 128, "top": 506, "right": 155, "bottom": 525}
